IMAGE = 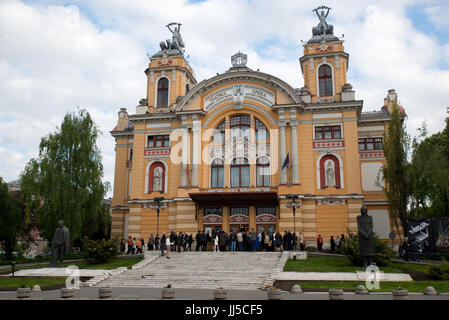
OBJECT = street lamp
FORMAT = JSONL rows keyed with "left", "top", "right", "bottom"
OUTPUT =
{"left": 149, "top": 197, "right": 166, "bottom": 237}
{"left": 285, "top": 194, "right": 301, "bottom": 249}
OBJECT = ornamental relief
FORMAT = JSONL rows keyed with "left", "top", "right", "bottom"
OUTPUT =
{"left": 204, "top": 84, "right": 275, "bottom": 112}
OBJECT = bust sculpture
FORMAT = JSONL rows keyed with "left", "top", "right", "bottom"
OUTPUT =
{"left": 356, "top": 206, "right": 375, "bottom": 269}
{"left": 50, "top": 220, "right": 71, "bottom": 267}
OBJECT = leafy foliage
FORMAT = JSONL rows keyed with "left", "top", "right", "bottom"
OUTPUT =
{"left": 20, "top": 109, "right": 110, "bottom": 241}
{"left": 427, "top": 260, "right": 449, "bottom": 280}
{"left": 381, "top": 100, "right": 410, "bottom": 237}
{"left": 81, "top": 236, "right": 119, "bottom": 264}
{"left": 0, "top": 177, "right": 23, "bottom": 260}
{"left": 407, "top": 109, "right": 449, "bottom": 218}
{"left": 339, "top": 229, "right": 394, "bottom": 266}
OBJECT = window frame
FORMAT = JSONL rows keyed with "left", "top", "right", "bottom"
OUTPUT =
{"left": 358, "top": 137, "right": 383, "bottom": 151}
{"left": 230, "top": 115, "right": 250, "bottom": 141}
{"left": 147, "top": 135, "right": 170, "bottom": 148}
{"left": 210, "top": 158, "right": 224, "bottom": 188}
{"left": 318, "top": 64, "right": 333, "bottom": 97}
{"left": 314, "top": 125, "right": 342, "bottom": 140}
{"left": 230, "top": 157, "right": 250, "bottom": 188}
{"left": 156, "top": 77, "right": 169, "bottom": 108}
{"left": 256, "top": 156, "right": 270, "bottom": 187}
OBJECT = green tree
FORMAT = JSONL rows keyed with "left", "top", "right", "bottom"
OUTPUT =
{"left": 0, "top": 177, "right": 22, "bottom": 260}
{"left": 408, "top": 109, "right": 449, "bottom": 217}
{"left": 381, "top": 100, "right": 409, "bottom": 239}
{"left": 20, "top": 109, "right": 110, "bottom": 242}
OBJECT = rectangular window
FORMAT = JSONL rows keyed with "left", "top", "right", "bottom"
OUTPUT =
{"left": 256, "top": 207, "right": 275, "bottom": 216}
{"left": 230, "top": 207, "right": 249, "bottom": 216}
{"left": 147, "top": 135, "right": 170, "bottom": 148}
{"left": 204, "top": 208, "right": 222, "bottom": 216}
{"left": 358, "top": 137, "right": 383, "bottom": 151}
{"left": 128, "top": 148, "right": 133, "bottom": 161}
{"left": 315, "top": 125, "right": 342, "bottom": 140}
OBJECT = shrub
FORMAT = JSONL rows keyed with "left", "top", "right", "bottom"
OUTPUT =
{"left": 81, "top": 236, "right": 119, "bottom": 264}
{"left": 427, "top": 260, "right": 449, "bottom": 280}
{"left": 339, "top": 229, "right": 394, "bottom": 266}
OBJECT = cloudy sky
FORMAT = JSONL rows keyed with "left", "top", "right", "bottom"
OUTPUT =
{"left": 1, "top": 0, "right": 448, "bottom": 196}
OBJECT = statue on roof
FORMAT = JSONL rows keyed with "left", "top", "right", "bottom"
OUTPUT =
{"left": 159, "top": 22, "right": 185, "bottom": 55}
{"left": 312, "top": 6, "right": 334, "bottom": 36}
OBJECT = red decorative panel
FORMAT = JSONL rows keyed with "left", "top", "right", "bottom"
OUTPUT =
{"left": 256, "top": 214, "right": 276, "bottom": 223}
{"left": 313, "top": 140, "right": 344, "bottom": 149}
{"left": 126, "top": 161, "right": 132, "bottom": 168}
{"left": 203, "top": 214, "right": 223, "bottom": 224}
{"left": 359, "top": 151, "right": 385, "bottom": 159}
{"left": 144, "top": 148, "right": 171, "bottom": 156}
{"left": 229, "top": 214, "right": 249, "bottom": 224}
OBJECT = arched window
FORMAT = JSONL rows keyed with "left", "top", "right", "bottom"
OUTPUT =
{"left": 256, "top": 156, "right": 270, "bottom": 187}
{"left": 148, "top": 162, "right": 165, "bottom": 193}
{"left": 210, "top": 158, "right": 224, "bottom": 188}
{"left": 255, "top": 118, "right": 269, "bottom": 142}
{"left": 213, "top": 120, "right": 225, "bottom": 144}
{"left": 318, "top": 65, "right": 333, "bottom": 97}
{"left": 157, "top": 78, "right": 169, "bottom": 107}
{"left": 185, "top": 83, "right": 190, "bottom": 94}
{"left": 230, "top": 157, "right": 250, "bottom": 187}
{"left": 319, "top": 155, "right": 340, "bottom": 189}
{"left": 230, "top": 115, "right": 250, "bottom": 141}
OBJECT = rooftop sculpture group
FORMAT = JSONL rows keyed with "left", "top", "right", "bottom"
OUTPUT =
{"left": 153, "top": 22, "right": 185, "bottom": 57}
{"left": 308, "top": 6, "right": 340, "bottom": 44}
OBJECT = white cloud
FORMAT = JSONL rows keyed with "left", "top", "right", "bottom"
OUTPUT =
{"left": 0, "top": 0, "right": 448, "bottom": 196}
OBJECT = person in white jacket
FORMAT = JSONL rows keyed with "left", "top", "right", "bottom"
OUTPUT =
{"left": 166, "top": 236, "right": 172, "bottom": 259}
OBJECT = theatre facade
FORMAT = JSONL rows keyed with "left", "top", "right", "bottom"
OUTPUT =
{"left": 110, "top": 11, "right": 399, "bottom": 244}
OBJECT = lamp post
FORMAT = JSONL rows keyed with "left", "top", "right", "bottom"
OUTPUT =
{"left": 285, "top": 194, "right": 301, "bottom": 250}
{"left": 150, "top": 197, "right": 166, "bottom": 237}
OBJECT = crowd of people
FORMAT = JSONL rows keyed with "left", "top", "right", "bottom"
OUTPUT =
{"left": 400, "top": 236, "right": 420, "bottom": 262}
{"left": 121, "top": 230, "right": 348, "bottom": 258}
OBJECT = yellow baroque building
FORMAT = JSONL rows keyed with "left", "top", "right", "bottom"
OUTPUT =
{"left": 110, "top": 13, "right": 400, "bottom": 246}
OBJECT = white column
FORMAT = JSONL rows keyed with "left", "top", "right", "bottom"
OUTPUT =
{"left": 192, "top": 121, "right": 200, "bottom": 187}
{"left": 291, "top": 121, "right": 299, "bottom": 184}
{"left": 279, "top": 122, "right": 287, "bottom": 184}
{"left": 180, "top": 127, "right": 189, "bottom": 186}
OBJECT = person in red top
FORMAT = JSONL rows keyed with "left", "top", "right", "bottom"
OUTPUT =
{"left": 317, "top": 234, "right": 324, "bottom": 252}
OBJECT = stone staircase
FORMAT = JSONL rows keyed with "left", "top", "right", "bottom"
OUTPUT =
{"left": 98, "top": 251, "right": 284, "bottom": 290}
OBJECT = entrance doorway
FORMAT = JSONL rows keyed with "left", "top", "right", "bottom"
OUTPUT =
{"left": 230, "top": 224, "right": 248, "bottom": 233}
{"left": 257, "top": 224, "right": 275, "bottom": 234}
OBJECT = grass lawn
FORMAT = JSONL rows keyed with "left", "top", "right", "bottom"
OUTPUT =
{"left": 284, "top": 256, "right": 430, "bottom": 274}
{"left": 0, "top": 256, "right": 143, "bottom": 274}
{"left": 298, "top": 281, "right": 449, "bottom": 293}
{"left": 0, "top": 277, "right": 66, "bottom": 289}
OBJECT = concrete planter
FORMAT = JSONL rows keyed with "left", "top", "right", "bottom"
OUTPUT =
{"left": 17, "top": 287, "right": 31, "bottom": 299}
{"left": 392, "top": 289, "right": 408, "bottom": 300}
{"left": 161, "top": 287, "right": 175, "bottom": 299}
{"left": 355, "top": 285, "right": 368, "bottom": 295}
{"left": 328, "top": 288, "right": 344, "bottom": 300}
{"left": 290, "top": 284, "right": 303, "bottom": 294}
{"left": 99, "top": 286, "right": 113, "bottom": 299}
{"left": 267, "top": 288, "right": 282, "bottom": 300}
{"left": 32, "top": 285, "right": 42, "bottom": 292}
{"left": 213, "top": 288, "right": 227, "bottom": 300}
{"left": 424, "top": 286, "right": 437, "bottom": 296}
{"left": 61, "top": 288, "right": 75, "bottom": 298}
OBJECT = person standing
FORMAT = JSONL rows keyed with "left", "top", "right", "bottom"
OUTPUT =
{"left": 410, "top": 237, "right": 420, "bottom": 262}
{"left": 132, "top": 238, "right": 137, "bottom": 254}
{"left": 230, "top": 230, "right": 237, "bottom": 252}
{"left": 148, "top": 234, "right": 155, "bottom": 251}
{"left": 120, "top": 239, "right": 126, "bottom": 254}
{"left": 299, "top": 232, "right": 305, "bottom": 251}
{"left": 135, "top": 238, "right": 142, "bottom": 254}
{"left": 160, "top": 233, "right": 167, "bottom": 257}
{"left": 335, "top": 235, "right": 340, "bottom": 252}
{"left": 330, "top": 236, "right": 336, "bottom": 254}
{"left": 237, "top": 230, "right": 243, "bottom": 251}
{"left": 317, "top": 234, "right": 324, "bottom": 252}
{"left": 287, "top": 231, "right": 293, "bottom": 250}
{"left": 155, "top": 234, "right": 160, "bottom": 251}
{"left": 402, "top": 237, "right": 410, "bottom": 261}
{"left": 292, "top": 233, "right": 298, "bottom": 251}
{"left": 166, "top": 234, "right": 172, "bottom": 259}
{"left": 249, "top": 228, "right": 257, "bottom": 252}
{"left": 188, "top": 233, "right": 193, "bottom": 251}
{"left": 177, "top": 232, "right": 183, "bottom": 253}
{"left": 275, "top": 231, "right": 282, "bottom": 252}
{"left": 214, "top": 233, "right": 219, "bottom": 252}
{"left": 201, "top": 230, "right": 207, "bottom": 251}
{"left": 195, "top": 230, "right": 201, "bottom": 251}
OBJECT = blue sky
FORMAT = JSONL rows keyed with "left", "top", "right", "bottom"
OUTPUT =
{"left": 1, "top": 0, "right": 449, "bottom": 194}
